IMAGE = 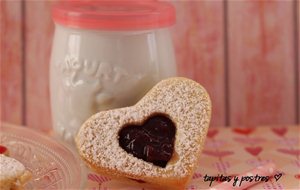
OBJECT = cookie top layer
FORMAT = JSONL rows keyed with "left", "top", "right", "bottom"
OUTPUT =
{"left": 76, "top": 77, "right": 211, "bottom": 179}
{"left": 0, "top": 154, "right": 26, "bottom": 181}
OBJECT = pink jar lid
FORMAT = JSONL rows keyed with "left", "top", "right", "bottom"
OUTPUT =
{"left": 52, "top": 1, "right": 176, "bottom": 30}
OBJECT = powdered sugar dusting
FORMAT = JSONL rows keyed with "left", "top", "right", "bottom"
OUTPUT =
{"left": 76, "top": 77, "right": 211, "bottom": 180}
{"left": 0, "top": 154, "right": 26, "bottom": 181}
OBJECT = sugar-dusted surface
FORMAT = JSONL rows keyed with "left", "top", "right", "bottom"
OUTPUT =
{"left": 76, "top": 77, "right": 211, "bottom": 180}
{"left": 0, "top": 154, "right": 25, "bottom": 181}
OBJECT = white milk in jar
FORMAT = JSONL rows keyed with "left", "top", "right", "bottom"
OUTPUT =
{"left": 50, "top": 1, "right": 177, "bottom": 142}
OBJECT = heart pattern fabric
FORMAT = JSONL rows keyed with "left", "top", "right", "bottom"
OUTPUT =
{"left": 245, "top": 147, "right": 263, "bottom": 156}
{"left": 234, "top": 137, "right": 265, "bottom": 144}
{"left": 277, "top": 149, "right": 300, "bottom": 157}
{"left": 272, "top": 128, "right": 287, "bottom": 137}
{"left": 233, "top": 128, "right": 255, "bottom": 136}
{"left": 202, "top": 150, "right": 234, "bottom": 158}
{"left": 207, "top": 129, "right": 219, "bottom": 138}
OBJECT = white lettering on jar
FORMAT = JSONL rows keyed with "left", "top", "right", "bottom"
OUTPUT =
{"left": 54, "top": 54, "right": 148, "bottom": 141}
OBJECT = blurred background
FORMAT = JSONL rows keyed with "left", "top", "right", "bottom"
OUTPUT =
{"left": 1, "top": 0, "right": 299, "bottom": 132}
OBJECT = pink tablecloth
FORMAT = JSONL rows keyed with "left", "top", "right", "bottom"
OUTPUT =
{"left": 85, "top": 125, "right": 300, "bottom": 190}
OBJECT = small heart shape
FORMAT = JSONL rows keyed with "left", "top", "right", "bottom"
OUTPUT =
{"left": 245, "top": 146, "right": 263, "bottom": 156}
{"left": 207, "top": 129, "right": 218, "bottom": 138}
{"left": 277, "top": 149, "right": 300, "bottom": 156}
{"left": 272, "top": 127, "right": 287, "bottom": 137}
{"left": 233, "top": 128, "right": 255, "bottom": 135}
{"left": 274, "top": 173, "right": 282, "bottom": 182}
{"left": 76, "top": 77, "right": 212, "bottom": 190}
{"left": 118, "top": 114, "right": 176, "bottom": 167}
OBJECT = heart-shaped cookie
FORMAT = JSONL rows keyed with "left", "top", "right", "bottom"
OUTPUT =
{"left": 76, "top": 77, "right": 211, "bottom": 189}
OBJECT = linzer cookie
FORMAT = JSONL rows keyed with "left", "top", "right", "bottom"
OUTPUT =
{"left": 76, "top": 77, "right": 211, "bottom": 189}
{"left": 0, "top": 154, "right": 31, "bottom": 190}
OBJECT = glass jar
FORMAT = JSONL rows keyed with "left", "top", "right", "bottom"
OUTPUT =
{"left": 50, "top": 1, "right": 177, "bottom": 143}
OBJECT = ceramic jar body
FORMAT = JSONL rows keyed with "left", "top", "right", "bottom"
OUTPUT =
{"left": 50, "top": 25, "right": 176, "bottom": 142}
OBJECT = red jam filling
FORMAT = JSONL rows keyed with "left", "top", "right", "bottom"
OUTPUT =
{"left": 118, "top": 114, "right": 176, "bottom": 168}
{"left": 0, "top": 145, "right": 8, "bottom": 154}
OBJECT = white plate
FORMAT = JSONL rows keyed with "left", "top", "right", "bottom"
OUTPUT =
{"left": 0, "top": 124, "right": 84, "bottom": 189}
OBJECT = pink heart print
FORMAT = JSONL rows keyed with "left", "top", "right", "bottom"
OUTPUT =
{"left": 272, "top": 127, "right": 287, "bottom": 137}
{"left": 233, "top": 128, "right": 255, "bottom": 136}
{"left": 207, "top": 129, "right": 219, "bottom": 138}
{"left": 245, "top": 146, "right": 263, "bottom": 156}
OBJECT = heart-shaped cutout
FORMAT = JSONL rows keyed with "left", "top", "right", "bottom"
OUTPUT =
{"left": 76, "top": 77, "right": 211, "bottom": 189}
{"left": 118, "top": 114, "right": 176, "bottom": 168}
